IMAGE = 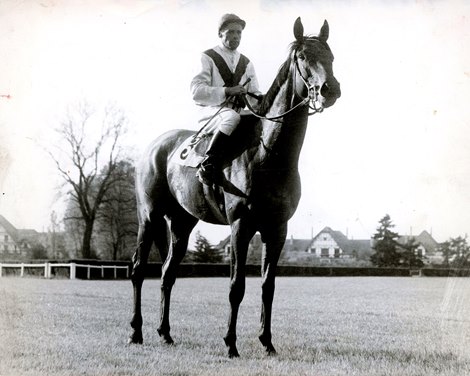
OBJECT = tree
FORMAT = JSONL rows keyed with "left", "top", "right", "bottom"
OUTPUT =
{"left": 49, "top": 102, "right": 127, "bottom": 259}
{"left": 47, "top": 211, "right": 66, "bottom": 259}
{"left": 400, "top": 238, "right": 425, "bottom": 268}
{"left": 370, "top": 214, "right": 401, "bottom": 267}
{"left": 64, "top": 199, "right": 87, "bottom": 258}
{"left": 191, "top": 231, "right": 223, "bottom": 263}
{"left": 30, "top": 242, "right": 48, "bottom": 259}
{"left": 438, "top": 236, "right": 470, "bottom": 268}
{"left": 95, "top": 160, "right": 138, "bottom": 260}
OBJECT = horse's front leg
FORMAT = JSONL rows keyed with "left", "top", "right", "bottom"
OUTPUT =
{"left": 224, "top": 218, "right": 255, "bottom": 358}
{"left": 258, "top": 222, "right": 287, "bottom": 355}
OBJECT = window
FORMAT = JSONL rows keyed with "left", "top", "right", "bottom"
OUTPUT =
{"left": 4, "top": 235, "right": 8, "bottom": 242}
{"left": 321, "top": 248, "right": 329, "bottom": 258}
{"left": 334, "top": 248, "right": 341, "bottom": 258}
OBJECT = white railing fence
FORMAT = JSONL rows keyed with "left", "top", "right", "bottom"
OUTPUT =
{"left": 0, "top": 262, "right": 129, "bottom": 279}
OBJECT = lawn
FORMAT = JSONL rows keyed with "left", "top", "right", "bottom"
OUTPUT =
{"left": 0, "top": 276, "right": 469, "bottom": 376}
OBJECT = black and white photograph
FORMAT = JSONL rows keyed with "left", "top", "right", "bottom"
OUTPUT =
{"left": 1, "top": 1, "right": 469, "bottom": 375}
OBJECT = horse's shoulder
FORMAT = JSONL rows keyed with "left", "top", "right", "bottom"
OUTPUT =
{"left": 227, "top": 115, "right": 262, "bottom": 158}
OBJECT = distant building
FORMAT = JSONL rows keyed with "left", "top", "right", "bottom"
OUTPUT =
{"left": 216, "top": 234, "right": 264, "bottom": 264}
{"left": 0, "top": 215, "right": 34, "bottom": 259}
{"left": 309, "top": 227, "right": 373, "bottom": 259}
{"left": 0, "top": 214, "right": 67, "bottom": 260}
{"left": 214, "top": 226, "right": 374, "bottom": 264}
{"left": 396, "top": 230, "right": 442, "bottom": 264}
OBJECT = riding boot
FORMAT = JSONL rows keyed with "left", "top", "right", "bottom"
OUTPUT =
{"left": 197, "top": 131, "right": 230, "bottom": 186}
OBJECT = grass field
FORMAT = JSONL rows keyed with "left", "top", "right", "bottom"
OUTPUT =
{"left": 1, "top": 276, "right": 469, "bottom": 376}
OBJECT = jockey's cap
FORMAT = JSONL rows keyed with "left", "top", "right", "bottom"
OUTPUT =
{"left": 218, "top": 14, "right": 246, "bottom": 33}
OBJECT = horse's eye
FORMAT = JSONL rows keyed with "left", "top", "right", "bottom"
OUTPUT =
{"left": 298, "top": 53, "right": 306, "bottom": 61}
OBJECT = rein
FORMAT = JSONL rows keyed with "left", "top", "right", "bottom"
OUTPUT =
{"left": 243, "top": 50, "right": 323, "bottom": 122}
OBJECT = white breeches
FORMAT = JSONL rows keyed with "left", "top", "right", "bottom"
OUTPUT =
{"left": 196, "top": 106, "right": 241, "bottom": 136}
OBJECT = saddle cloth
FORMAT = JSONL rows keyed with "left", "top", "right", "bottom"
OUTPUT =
{"left": 173, "top": 133, "right": 211, "bottom": 168}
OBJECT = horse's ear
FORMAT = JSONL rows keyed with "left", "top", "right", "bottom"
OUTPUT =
{"left": 318, "top": 19, "right": 329, "bottom": 42}
{"left": 293, "top": 17, "right": 304, "bottom": 41}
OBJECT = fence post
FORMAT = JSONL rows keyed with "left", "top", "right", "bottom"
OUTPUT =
{"left": 126, "top": 265, "right": 129, "bottom": 279}
{"left": 20, "top": 263, "right": 25, "bottom": 277}
{"left": 87, "top": 266, "right": 91, "bottom": 280}
{"left": 114, "top": 267, "right": 117, "bottom": 279}
{"left": 44, "top": 263, "right": 49, "bottom": 279}
{"left": 70, "top": 263, "right": 76, "bottom": 280}
{"left": 101, "top": 266, "right": 104, "bottom": 279}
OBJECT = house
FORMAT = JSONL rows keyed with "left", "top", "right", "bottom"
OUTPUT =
{"left": 0, "top": 215, "right": 69, "bottom": 260}
{"left": 397, "top": 230, "right": 442, "bottom": 264}
{"left": 213, "top": 226, "right": 443, "bottom": 265}
{"left": 215, "top": 226, "right": 374, "bottom": 264}
{"left": 0, "top": 214, "right": 32, "bottom": 259}
{"left": 216, "top": 233, "right": 264, "bottom": 264}
{"left": 308, "top": 227, "right": 373, "bottom": 259}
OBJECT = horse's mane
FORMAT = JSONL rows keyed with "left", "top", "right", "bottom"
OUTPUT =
{"left": 257, "top": 36, "right": 329, "bottom": 116}
{"left": 257, "top": 57, "right": 292, "bottom": 116}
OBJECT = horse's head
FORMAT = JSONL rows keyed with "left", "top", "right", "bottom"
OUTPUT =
{"left": 292, "top": 17, "right": 341, "bottom": 111}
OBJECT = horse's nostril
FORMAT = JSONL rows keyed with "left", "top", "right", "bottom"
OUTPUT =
{"left": 320, "top": 83, "right": 329, "bottom": 96}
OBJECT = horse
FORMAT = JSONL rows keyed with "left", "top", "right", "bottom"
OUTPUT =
{"left": 128, "top": 17, "right": 341, "bottom": 358}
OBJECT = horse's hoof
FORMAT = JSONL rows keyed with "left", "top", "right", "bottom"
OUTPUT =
{"left": 224, "top": 334, "right": 239, "bottom": 358}
{"left": 259, "top": 334, "right": 276, "bottom": 355}
{"left": 265, "top": 345, "right": 277, "bottom": 356}
{"left": 157, "top": 328, "right": 174, "bottom": 345}
{"left": 128, "top": 332, "right": 143, "bottom": 344}
{"left": 228, "top": 347, "right": 240, "bottom": 358}
{"left": 161, "top": 335, "right": 174, "bottom": 345}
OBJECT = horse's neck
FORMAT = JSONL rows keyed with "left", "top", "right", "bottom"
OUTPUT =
{"left": 258, "top": 73, "right": 309, "bottom": 170}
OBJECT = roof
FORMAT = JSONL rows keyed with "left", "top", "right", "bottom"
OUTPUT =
{"left": 313, "top": 226, "right": 348, "bottom": 245}
{"left": 0, "top": 214, "right": 20, "bottom": 242}
{"left": 216, "top": 233, "right": 264, "bottom": 253}
{"left": 283, "top": 238, "right": 312, "bottom": 252}
{"left": 17, "top": 229, "right": 40, "bottom": 240}
{"left": 346, "top": 239, "right": 373, "bottom": 254}
{"left": 397, "top": 230, "right": 439, "bottom": 253}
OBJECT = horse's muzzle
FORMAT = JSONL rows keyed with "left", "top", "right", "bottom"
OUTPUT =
{"left": 321, "top": 80, "right": 341, "bottom": 108}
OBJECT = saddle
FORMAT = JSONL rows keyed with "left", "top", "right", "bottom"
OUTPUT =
{"left": 173, "top": 115, "right": 260, "bottom": 168}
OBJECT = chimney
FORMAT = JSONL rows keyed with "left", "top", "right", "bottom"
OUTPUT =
{"left": 290, "top": 235, "right": 294, "bottom": 245}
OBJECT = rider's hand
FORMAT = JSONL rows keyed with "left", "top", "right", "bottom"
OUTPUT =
{"left": 225, "top": 85, "right": 247, "bottom": 97}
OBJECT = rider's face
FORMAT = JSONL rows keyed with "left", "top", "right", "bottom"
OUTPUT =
{"left": 219, "top": 23, "right": 243, "bottom": 50}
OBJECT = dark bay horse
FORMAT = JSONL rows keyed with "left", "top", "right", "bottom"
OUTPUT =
{"left": 129, "top": 17, "right": 341, "bottom": 357}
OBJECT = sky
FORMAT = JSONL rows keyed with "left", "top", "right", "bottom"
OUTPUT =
{"left": 1, "top": 0, "right": 469, "bottom": 246}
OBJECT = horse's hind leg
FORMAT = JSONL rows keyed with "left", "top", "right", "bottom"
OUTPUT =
{"left": 129, "top": 215, "right": 168, "bottom": 344}
{"left": 158, "top": 210, "right": 198, "bottom": 344}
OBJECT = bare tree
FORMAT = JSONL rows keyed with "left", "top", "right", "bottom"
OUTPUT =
{"left": 49, "top": 102, "right": 128, "bottom": 259}
{"left": 46, "top": 210, "right": 67, "bottom": 259}
{"left": 95, "top": 159, "right": 138, "bottom": 260}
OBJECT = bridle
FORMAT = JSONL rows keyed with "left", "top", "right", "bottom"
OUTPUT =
{"left": 243, "top": 46, "right": 325, "bottom": 122}
{"left": 293, "top": 50, "right": 325, "bottom": 115}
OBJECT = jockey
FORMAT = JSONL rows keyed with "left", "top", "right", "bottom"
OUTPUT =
{"left": 191, "top": 13, "right": 263, "bottom": 186}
